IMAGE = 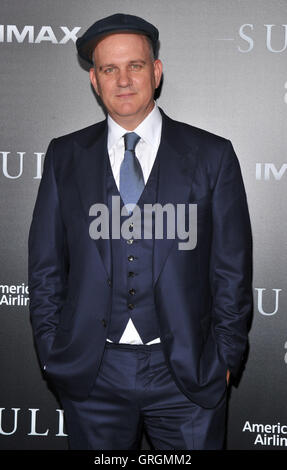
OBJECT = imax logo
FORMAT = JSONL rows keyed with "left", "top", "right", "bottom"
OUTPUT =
{"left": 0, "top": 25, "right": 81, "bottom": 44}
{"left": 256, "top": 163, "right": 287, "bottom": 181}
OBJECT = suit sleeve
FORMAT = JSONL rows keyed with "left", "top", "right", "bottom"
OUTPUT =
{"left": 210, "top": 140, "right": 253, "bottom": 378}
{"left": 28, "top": 139, "right": 68, "bottom": 369}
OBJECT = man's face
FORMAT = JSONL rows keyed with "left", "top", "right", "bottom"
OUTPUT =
{"left": 89, "top": 33, "right": 162, "bottom": 129}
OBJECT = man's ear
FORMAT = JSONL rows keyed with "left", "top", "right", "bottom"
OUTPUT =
{"left": 89, "top": 67, "right": 99, "bottom": 95}
{"left": 153, "top": 59, "right": 163, "bottom": 89}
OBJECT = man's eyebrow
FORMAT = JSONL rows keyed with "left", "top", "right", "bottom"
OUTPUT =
{"left": 98, "top": 59, "right": 147, "bottom": 70}
{"left": 129, "top": 59, "right": 146, "bottom": 64}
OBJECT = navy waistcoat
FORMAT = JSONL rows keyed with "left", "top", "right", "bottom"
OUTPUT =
{"left": 106, "top": 151, "right": 161, "bottom": 344}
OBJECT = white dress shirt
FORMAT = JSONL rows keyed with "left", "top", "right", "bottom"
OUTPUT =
{"left": 106, "top": 103, "right": 162, "bottom": 345}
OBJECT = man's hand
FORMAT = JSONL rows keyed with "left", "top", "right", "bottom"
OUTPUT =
{"left": 226, "top": 369, "right": 230, "bottom": 385}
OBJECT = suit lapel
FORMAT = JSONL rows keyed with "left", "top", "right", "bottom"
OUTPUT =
{"left": 153, "top": 110, "right": 199, "bottom": 285}
{"left": 70, "top": 111, "right": 199, "bottom": 286}
{"left": 72, "top": 120, "right": 111, "bottom": 279}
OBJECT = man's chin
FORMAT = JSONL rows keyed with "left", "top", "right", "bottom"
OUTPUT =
{"left": 114, "top": 104, "right": 140, "bottom": 117}
{"left": 112, "top": 102, "right": 154, "bottom": 120}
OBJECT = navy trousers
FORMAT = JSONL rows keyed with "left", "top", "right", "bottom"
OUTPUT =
{"left": 59, "top": 342, "right": 227, "bottom": 450}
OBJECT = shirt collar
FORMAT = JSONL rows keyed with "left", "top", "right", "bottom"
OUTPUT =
{"left": 107, "top": 102, "right": 162, "bottom": 152}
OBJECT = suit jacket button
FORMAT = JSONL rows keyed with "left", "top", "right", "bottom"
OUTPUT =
{"left": 128, "top": 303, "right": 135, "bottom": 310}
{"left": 128, "top": 271, "right": 135, "bottom": 277}
{"left": 101, "top": 319, "right": 107, "bottom": 327}
{"left": 129, "top": 288, "right": 136, "bottom": 295}
{"left": 128, "top": 255, "right": 135, "bottom": 261}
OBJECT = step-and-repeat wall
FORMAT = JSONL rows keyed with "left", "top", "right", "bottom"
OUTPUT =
{"left": 1, "top": 0, "right": 286, "bottom": 450}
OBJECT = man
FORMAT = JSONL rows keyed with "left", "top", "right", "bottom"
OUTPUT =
{"left": 28, "top": 13, "right": 252, "bottom": 450}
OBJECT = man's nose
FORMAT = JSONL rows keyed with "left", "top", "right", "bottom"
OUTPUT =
{"left": 117, "top": 68, "right": 131, "bottom": 87}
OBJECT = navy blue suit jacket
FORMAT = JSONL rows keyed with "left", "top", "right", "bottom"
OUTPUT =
{"left": 28, "top": 109, "right": 253, "bottom": 408}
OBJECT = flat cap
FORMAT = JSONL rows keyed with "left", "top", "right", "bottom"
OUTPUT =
{"left": 76, "top": 13, "right": 159, "bottom": 64}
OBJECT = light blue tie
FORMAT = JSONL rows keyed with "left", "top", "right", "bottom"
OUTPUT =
{"left": 120, "top": 132, "right": 144, "bottom": 212}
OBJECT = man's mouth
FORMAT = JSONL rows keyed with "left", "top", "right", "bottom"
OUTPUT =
{"left": 116, "top": 92, "right": 136, "bottom": 98}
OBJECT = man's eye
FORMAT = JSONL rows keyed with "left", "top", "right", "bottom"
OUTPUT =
{"left": 130, "top": 64, "right": 142, "bottom": 70}
{"left": 104, "top": 67, "right": 114, "bottom": 74}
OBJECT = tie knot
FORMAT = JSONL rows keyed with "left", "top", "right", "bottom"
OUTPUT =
{"left": 124, "top": 132, "right": 140, "bottom": 152}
